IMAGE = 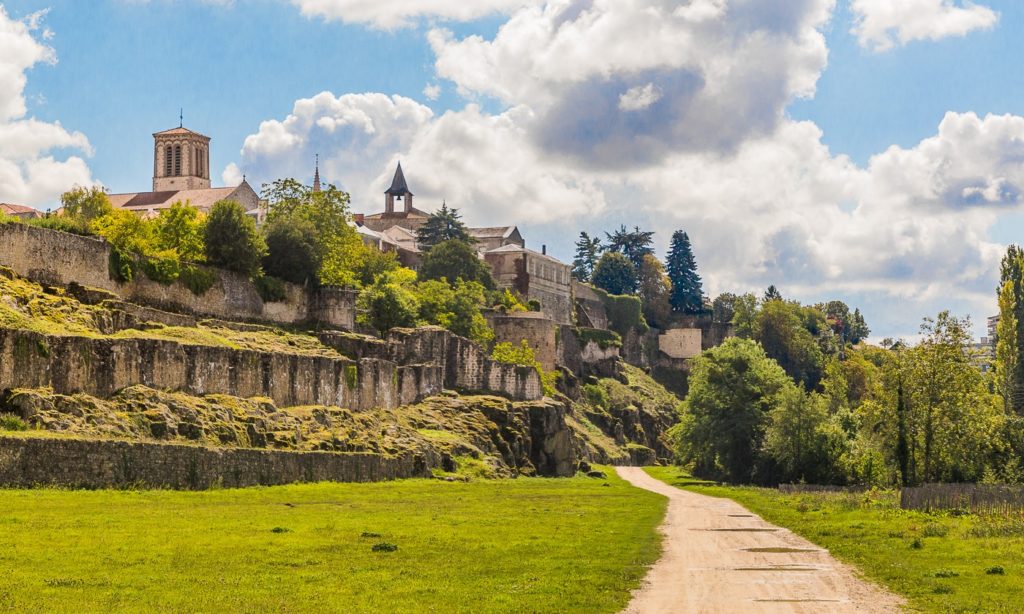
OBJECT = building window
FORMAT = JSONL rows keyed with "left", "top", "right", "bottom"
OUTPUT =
{"left": 174, "top": 145, "right": 182, "bottom": 176}
{"left": 164, "top": 145, "right": 172, "bottom": 176}
{"left": 197, "top": 148, "right": 203, "bottom": 178}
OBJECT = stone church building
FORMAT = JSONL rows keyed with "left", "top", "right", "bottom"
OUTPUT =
{"left": 107, "top": 125, "right": 259, "bottom": 217}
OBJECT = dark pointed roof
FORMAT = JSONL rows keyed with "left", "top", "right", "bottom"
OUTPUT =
{"left": 385, "top": 162, "right": 413, "bottom": 196}
{"left": 313, "top": 154, "right": 321, "bottom": 193}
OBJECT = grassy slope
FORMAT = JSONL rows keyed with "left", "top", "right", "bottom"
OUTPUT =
{"left": 0, "top": 471, "right": 666, "bottom": 613}
{"left": 645, "top": 466, "right": 1024, "bottom": 613}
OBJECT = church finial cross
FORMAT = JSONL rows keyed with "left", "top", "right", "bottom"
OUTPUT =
{"left": 179, "top": 108, "right": 183, "bottom": 128}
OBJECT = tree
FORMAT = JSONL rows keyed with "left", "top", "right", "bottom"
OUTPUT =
{"left": 262, "top": 178, "right": 365, "bottom": 287}
{"left": 572, "top": 232, "right": 603, "bottom": 282}
{"left": 672, "top": 338, "right": 791, "bottom": 483}
{"left": 712, "top": 293, "right": 739, "bottom": 324}
{"left": 357, "top": 281, "right": 420, "bottom": 335}
{"left": 755, "top": 299, "right": 825, "bottom": 390}
{"left": 417, "top": 279, "right": 494, "bottom": 345}
{"left": 764, "top": 285, "right": 783, "bottom": 302}
{"left": 665, "top": 230, "right": 703, "bottom": 313}
{"left": 731, "top": 293, "right": 759, "bottom": 339}
{"left": 154, "top": 201, "right": 205, "bottom": 262}
{"left": 997, "top": 245, "right": 1024, "bottom": 413}
{"left": 637, "top": 254, "right": 672, "bottom": 328}
{"left": 604, "top": 225, "right": 654, "bottom": 269}
{"left": 764, "top": 386, "right": 847, "bottom": 484}
{"left": 203, "top": 200, "right": 267, "bottom": 275}
{"left": 262, "top": 214, "right": 322, "bottom": 284}
{"left": 354, "top": 247, "right": 400, "bottom": 287}
{"left": 61, "top": 186, "right": 112, "bottom": 226}
{"left": 591, "top": 251, "right": 637, "bottom": 295}
{"left": 419, "top": 239, "right": 495, "bottom": 289}
{"left": 849, "top": 308, "right": 870, "bottom": 344}
{"left": 417, "top": 203, "right": 473, "bottom": 249}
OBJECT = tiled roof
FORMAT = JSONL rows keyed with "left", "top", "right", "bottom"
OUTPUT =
{"left": 468, "top": 226, "right": 517, "bottom": 239}
{"left": 364, "top": 207, "right": 430, "bottom": 220}
{"left": 107, "top": 186, "right": 242, "bottom": 212}
{"left": 153, "top": 126, "right": 209, "bottom": 138}
{"left": 0, "top": 203, "right": 43, "bottom": 217}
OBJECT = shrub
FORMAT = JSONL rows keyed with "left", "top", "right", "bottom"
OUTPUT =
{"left": 583, "top": 384, "right": 609, "bottom": 409}
{"left": 491, "top": 340, "right": 559, "bottom": 397}
{"left": 575, "top": 328, "right": 622, "bottom": 350}
{"left": 180, "top": 266, "right": 216, "bottom": 296}
{"left": 141, "top": 250, "right": 182, "bottom": 284}
{"left": 372, "top": 543, "right": 398, "bottom": 553}
{"left": 597, "top": 290, "right": 649, "bottom": 337}
{"left": 922, "top": 523, "right": 949, "bottom": 538}
{"left": 255, "top": 275, "right": 288, "bottom": 303}
{"left": 527, "top": 299, "right": 542, "bottom": 312}
{"left": 0, "top": 414, "right": 28, "bottom": 431}
{"left": 61, "top": 186, "right": 113, "bottom": 223}
{"left": 26, "top": 215, "right": 94, "bottom": 236}
{"left": 357, "top": 282, "right": 420, "bottom": 335}
{"left": 986, "top": 566, "right": 1005, "bottom": 575}
{"left": 154, "top": 201, "right": 205, "bottom": 262}
{"left": 204, "top": 200, "right": 267, "bottom": 275}
{"left": 109, "top": 248, "right": 135, "bottom": 283}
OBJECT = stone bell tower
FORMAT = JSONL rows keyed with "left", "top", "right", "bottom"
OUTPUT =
{"left": 153, "top": 118, "right": 211, "bottom": 192}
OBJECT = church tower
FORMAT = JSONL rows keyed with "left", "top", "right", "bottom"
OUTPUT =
{"left": 384, "top": 162, "right": 413, "bottom": 214}
{"left": 152, "top": 123, "right": 211, "bottom": 192}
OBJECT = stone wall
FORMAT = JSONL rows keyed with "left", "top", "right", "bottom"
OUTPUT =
{"left": 669, "top": 314, "right": 734, "bottom": 350}
{"left": 659, "top": 328, "right": 702, "bottom": 359}
{"left": 0, "top": 223, "right": 355, "bottom": 330}
{"left": 0, "top": 436, "right": 428, "bottom": 489}
{"left": 487, "top": 313, "right": 560, "bottom": 370}
{"left": 573, "top": 281, "right": 609, "bottom": 330}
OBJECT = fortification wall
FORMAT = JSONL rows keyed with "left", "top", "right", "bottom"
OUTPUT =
{"left": 488, "top": 313, "right": 560, "bottom": 370}
{"left": 0, "top": 224, "right": 355, "bottom": 330}
{"left": 0, "top": 436, "right": 428, "bottom": 489}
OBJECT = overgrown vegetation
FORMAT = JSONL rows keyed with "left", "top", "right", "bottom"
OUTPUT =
{"left": 491, "top": 340, "right": 559, "bottom": 396}
{"left": 0, "top": 473, "right": 665, "bottom": 613}
{"left": 646, "top": 466, "right": 1024, "bottom": 613}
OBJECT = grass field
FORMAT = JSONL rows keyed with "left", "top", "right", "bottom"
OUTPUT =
{"left": 645, "top": 466, "right": 1024, "bottom": 613}
{"left": 0, "top": 471, "right": 665, "bottom": 613}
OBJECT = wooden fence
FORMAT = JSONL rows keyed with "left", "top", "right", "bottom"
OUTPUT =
{"left": 900, "top": 483, "right": 1024, "bottom": 512}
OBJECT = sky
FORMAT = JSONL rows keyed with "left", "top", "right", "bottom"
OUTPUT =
{"left": 2, "top": 0, "right": 1023, "bottom": 341}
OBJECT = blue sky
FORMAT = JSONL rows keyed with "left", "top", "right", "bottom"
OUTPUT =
{"left": 2, "top": 0, "right": 1022, "bottom": 340}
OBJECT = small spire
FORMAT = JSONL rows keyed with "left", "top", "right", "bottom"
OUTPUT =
{"left": 179, "top": 108, "right": 183, "bottom": 128}
{"left": 313, "top": 154, "right": 321, "bottom": 193}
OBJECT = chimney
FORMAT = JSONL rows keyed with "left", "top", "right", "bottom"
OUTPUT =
{"left": 542, "top": 244, "right": 547, "bottom": 255}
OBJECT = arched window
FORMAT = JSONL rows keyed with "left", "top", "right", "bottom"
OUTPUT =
{"left": 164, "top": 145, "right": 172, "bottom": 176}
{"left": 199, "top": 149, "right": 204, "bottom": 178}
{"left": 174, "top": 145, "right": 182, "bottom": 176}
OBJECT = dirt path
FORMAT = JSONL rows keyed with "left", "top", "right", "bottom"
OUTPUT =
{"left": 617, "top": 467, "right": 905, "bottom": 613}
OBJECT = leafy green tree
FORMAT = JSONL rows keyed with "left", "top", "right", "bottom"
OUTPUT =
{"left": 203, "top": 200, "right": 267, "bottom": 275}
{"left": 263, "top": 178, "right": 364, "bottom": 287}
{"left": 672, "top": 338, "right": 790, "bottom": 483}
{"left": 666, "top": 230, "right": 703, "bottom": 313}
{"left": 571, "top": 232, "right": 603, "bottom": 282}
{"left": 591, "top": 251, "right": 637, "bottom": 295}
{"left": 416, "top": 203, "right": 474, "bottom": 249}
{"left": 357, "top": 281, "right": 420, "bottom": 335}
{"left": 419, "top": 240, "right": 495, "bottom": 289}
{"left": 262, "top": 214, "right": 321, "bottom": 284}
{"left": 849, "top": 308, "right": 870, "bottom": 344}
{"left": 416, "top": 279, "right": 494, "bottom": 345}
{"left": 154, "top": 201, "right": 205, "bottom": 262}
{"left": 755, "top": 299, "right": 825, "bottom": 390}
{"left": 604, "top": 225, "right": 654, "bottom": 269}
{"left": 731, "top": 293, "right": 759, "bottom": 339}
{"left": 637, "top": 254, "right": 672, "bottom": 328}
{"left": 997, "top": 245, "right": 1024, "bottom": 413}
{"left": 61, "top": 186, "right": 113, "bottom": 227}
{"left": 90, "top": 208, "right": 156, "bottom": 255}
{"left": 354, "top": 247, "right": 400, "bottom": 287}
{"left": 712, "top": 293, "right": 739, "bottom": 324}
{"left": 764, "top": 386, "right": 848, "bottom": 484}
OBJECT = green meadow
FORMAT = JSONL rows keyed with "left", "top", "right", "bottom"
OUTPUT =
{"left": 0, "top": 471, "right": 665, "bottom": 613}
{"left": 646, "top": 466, "right": 1024, "bottom": 613}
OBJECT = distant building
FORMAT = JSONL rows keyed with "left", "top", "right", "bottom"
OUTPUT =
{"left": 107, "top": 124, "right": 260, "bottom": 218}
{"left": 361, "top": 163, "right": 430, "bottom": 233}
{"left": 0, "top": 203, "right": 43, "bottom": 220}
{"left": 485, "top": 245, "right": 573, "bottom": 325}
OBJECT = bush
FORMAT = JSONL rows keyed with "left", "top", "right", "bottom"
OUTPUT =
{"left": 255, "top": 275, "right": 288, "bottom": 303}
{"left": 141, "top": 250, "right": 182, "bottom": 284}
{"left": 204, "top": 200, "right": 267, "bottom": 275}
{"left": 527, "top": 299, "right": 542, "bottom": 312}
{"left": 262, "top": 214, "right": 321, "bottom": 285}
{"left": 180, "top": 266, "right": 216, "bottom": 296}
{"left": 491, "top": 340, "right": 559, "bottom": 397}
{"left": 597, "top": 290, "right": 649, "bottom": 337}
{"left": 26, "top": 215, "right": 94, "bottom": 236}
{"left": 0, "top": 414, "right": 28, "bottom": 431}
{"left": 575, "top": 328, "right": 622, "bottom": 350}
{"left": 61, "top": 186, "right": 113, "bottom": 223}
{"left": 109, "top": 248, "right": 135, "bottom": 283}
{"left": 154, "top": 201, "right": 205, "bottom": 262}
{"left": 357, "top": 282, "right": 420, "bottom": 335}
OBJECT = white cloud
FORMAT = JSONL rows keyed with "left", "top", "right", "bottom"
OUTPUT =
{"left": 423, "top": 83, "right": 442, "bottom": 101}
{"left": 222, "top": 162, "right": 243, "bottom": 187}
{"left": 0, "top": 7, "right": 95, "bottom": 209}
{"left": 289, "top": 0, "right": 536, "bottom": 29}
{"left": 429, "top": 0, "right": 834, "bottom": 167}
{"left": 851, "top": 0, "right": 999, "bottom": 52}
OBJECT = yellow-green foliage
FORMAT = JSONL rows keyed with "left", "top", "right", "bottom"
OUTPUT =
{"left": 491, "top": 340, "right": 559, "bottom": 396}
{"left": 0, "top": 471, "right": 664, "bottom": 613}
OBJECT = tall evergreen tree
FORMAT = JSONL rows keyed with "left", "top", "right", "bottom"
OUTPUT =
{"left": 416, "top": 203, "right": 474, "bottom": 249}
{"left": 572, "top": 232, "right": 603, "bottom": 282}
{"left": 605, "top": 225, "right": 655, "bottom": 269}
{"left": 764, "top": 285, "right": 783, "bottom": 302}
{"left": 666, "top": 230, "right": 703, "bottom": 313}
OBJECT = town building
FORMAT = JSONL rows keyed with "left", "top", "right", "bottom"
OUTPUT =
{"left": 0, "top": 203, "right": 43, "bottom": 220}
{"left": 107, "top": 124, "right": 260, "bottom": 218}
